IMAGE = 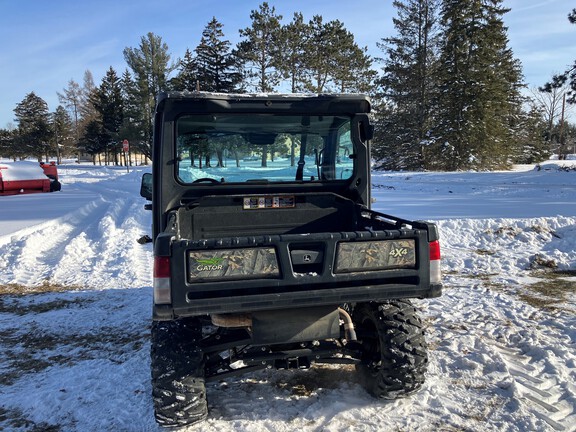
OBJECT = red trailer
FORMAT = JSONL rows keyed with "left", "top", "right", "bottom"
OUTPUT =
{"left": 0, "top": 161, "right": 61, "bottom": 196}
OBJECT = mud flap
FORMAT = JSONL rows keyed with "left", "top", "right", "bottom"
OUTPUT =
{"left": 251, "top": 305, "right": 340, "bottom": 345}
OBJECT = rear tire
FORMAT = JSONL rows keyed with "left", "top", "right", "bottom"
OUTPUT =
{"left": 150, "top": 318, "right": 207, "bottom": 427}
{"left": 353, "top": 300, "right": 428, "bottom": 399}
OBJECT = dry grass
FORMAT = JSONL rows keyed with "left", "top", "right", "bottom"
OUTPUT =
{"left": 520, "top": 270, "right": 576, "bottom": 311}
{"left": 0, "top": 281, "right": 83, "bottom": 295}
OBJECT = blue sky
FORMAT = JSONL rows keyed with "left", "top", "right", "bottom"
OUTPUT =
{"left": 0, "top": 0, "right": 574, "bottom": 127}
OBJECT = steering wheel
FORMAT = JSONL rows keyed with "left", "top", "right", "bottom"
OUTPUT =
{"left": 193, "top": 177, "right": 221, "bottom": 184}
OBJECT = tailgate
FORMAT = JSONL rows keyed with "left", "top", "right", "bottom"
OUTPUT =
{"left": 157, "top": 228, "right": 441, "bottom": 318}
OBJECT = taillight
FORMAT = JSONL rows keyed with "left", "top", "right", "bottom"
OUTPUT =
{"left": 429, "top": 240, "right": 441, "bottom": 284}
{"left": 153, "top": 256, "right": 171, "bottom": 304}
{"left": 429, "top": 240, "right": 441, "bottom": 261}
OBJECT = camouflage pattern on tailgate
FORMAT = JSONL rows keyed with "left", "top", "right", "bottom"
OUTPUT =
{"left": 334, "top": 239, "right": 416, "bottom": 273}
{"left": 188, "top": 247, "right": 280, "bottom": 281}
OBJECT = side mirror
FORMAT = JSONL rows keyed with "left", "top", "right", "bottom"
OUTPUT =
{"left": 140, "top": 173, "right": 152, "bottom": 200}
{"left": 356, "top": 114, "right": 374, "bottom": 142}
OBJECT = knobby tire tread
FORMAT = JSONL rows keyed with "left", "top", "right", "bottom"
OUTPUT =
{"left": 353, "top": 300, "right": 428, "bottom": 399}
{"left": 150, "top": 319, "right": 207, "bottom": 427}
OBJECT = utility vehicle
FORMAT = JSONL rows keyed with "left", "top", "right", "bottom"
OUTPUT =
{"left": 140, "top": 92, "right": 442, "bottom": 427}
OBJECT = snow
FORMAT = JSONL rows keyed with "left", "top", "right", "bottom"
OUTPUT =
{"left": 0, "top": 161, "right": 49, "bottom": 181}
{"left": 0, "top": 159, "right": 575, "bottom": 431}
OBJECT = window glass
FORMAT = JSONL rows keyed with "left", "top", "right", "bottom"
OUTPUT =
{"left": 176, "top": 114, "right": 355, "bottom": 184}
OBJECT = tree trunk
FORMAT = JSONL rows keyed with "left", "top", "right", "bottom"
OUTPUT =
{"left": 261, "top": 147, "right": 267, "bottom": 167}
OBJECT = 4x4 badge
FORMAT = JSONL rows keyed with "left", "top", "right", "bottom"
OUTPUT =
{"left": 389, "top": 247, "right": 408, "bottom": 258}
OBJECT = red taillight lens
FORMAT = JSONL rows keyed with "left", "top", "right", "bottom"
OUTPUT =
{"left": 154, "top": 256, "right": 171, "bottom": 278}
{"left": 153, "top": 256, "right": 171, "bottom": 304}
{"left": 429, "top": 240, "right": 441, "bottom": 284}
{"left": 429, "top": 240, "right": 441, "bottom": 261}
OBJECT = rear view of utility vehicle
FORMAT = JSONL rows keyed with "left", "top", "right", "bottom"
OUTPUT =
{"left": 140, "top": 92, "right": 442, "bottom": 427}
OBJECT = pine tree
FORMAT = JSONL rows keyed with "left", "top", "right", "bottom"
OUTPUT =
{"left": 124, "top": 32, "right": 175, "bottom": 155}
{"left": 329, "top": 24, "right": 376, "bottom": 93}
{"left": 52, "top": 105, "right": 75, "bottom": 163}
{"left": 373, "top": 0, "right": 441, "bottom": 170}
{"left": 0, "top": 128, "right": 17, "bottom": 159}
{"left": 171, "top": 48, "right": 198, "bottom": 91}
{"left": 333, "top": 44, "right": 376, "bottom": 94}
{"left": 80, "top": 119, "right": 107, "bottom": 164}
{"left": 431, "top": 0, "right": 476, "bottom": 170}
{"left": 91, "top": 67, "right": 124, "bottom": 164}
{"left": 13, "top": 92, "right": 52, "bottom": 161}
{"left": 236, "top": 2, "right": 283, "bottom": 92}
{"left": 305, "top": 15, "right": 337, "bottom": 93}
{"left": 303, "top": 16, "right": 375, "bottom": 93}
{"left": 194, "top": 17, "right": 242, "bottom": 92}
{"left": 278, "top": 12, "right": 310, "bottom": 92}
{"left": 432, "top": 0, "right": 523, "bottom": 170}
{"left": 119, "top": 70, "right": 146, "bottom": 160}
{"left": 94, "top": 67, "right": 124, "bottom": 135}
{"left": 510, "top": 105, "right": 549, "bottom": 164}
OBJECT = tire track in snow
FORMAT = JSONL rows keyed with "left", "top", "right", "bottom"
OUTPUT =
{"left": 44, "top": 170, "right": 153, "bottom": 289}
{"left": 89, "top": 194, "right": 152, "bottom": 288}
{"left": 489, "top": 341, "right": 576, "bottom": 432}
{"left": 0, "top": 197, "right": 110, "bottom": 287}
{"left": 49, "top": 191, "right": 152, "bottom": 289}
{"left": 424, "top": 284, "right": 576, "bottom": 432}
{"left": 49, "top": 196, "right": 119, "bottom": 288}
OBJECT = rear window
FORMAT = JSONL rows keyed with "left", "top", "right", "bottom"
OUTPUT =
{"left": 175, "top": 113, "right": 355, "bottom": 184}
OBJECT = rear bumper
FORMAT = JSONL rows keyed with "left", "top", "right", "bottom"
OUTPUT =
{"left": 154, "top": 282, "right": 442, "bottom": 319}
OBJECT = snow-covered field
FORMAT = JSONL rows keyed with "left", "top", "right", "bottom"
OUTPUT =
{"left": 0, "top": 159, "right": 575, "bottom": 431}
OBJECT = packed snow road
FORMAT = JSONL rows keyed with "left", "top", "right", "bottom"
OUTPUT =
{"left": 0, "top": 161, "right": 574, "bottom": 431}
